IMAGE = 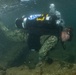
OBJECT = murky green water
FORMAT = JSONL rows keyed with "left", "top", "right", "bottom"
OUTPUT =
{"left": 0, "top": 0, "right": 76, "bottom": 69}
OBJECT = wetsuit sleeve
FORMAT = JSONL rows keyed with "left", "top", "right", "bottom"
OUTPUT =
{"left": 39, "top": 35, "right": 58, "bottom": 60}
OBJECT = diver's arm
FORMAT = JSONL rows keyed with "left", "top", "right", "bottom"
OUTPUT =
{"left": 39, "top": 35, "right": 58, "bottom": 60}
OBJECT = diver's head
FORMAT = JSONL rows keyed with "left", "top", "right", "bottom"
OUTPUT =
{"left": 61, "top": 27, "right": 73, "bottom": 42}
{"left": 15, "top": 18, "right": 23, "bottom": 29}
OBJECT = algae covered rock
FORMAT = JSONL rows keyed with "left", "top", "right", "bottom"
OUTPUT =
{"left": 5, "top": 60, "right": 76, "bottom": 75}
{"left": 0, "top": 22, "right": 28, "bottom": 68}
{"left": 0, "top": 22, "right": 27, "bottom": 42}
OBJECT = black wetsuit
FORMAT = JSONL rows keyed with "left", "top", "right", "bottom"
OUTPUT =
{"left": 23, "top": 14, "right": 63, "bottom": 51}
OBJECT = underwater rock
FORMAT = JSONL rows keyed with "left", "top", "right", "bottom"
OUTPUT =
{"left": 0, "top": 70, "right": 6, "bottom": 75}
{"left": 5, "top": 61, "right": 76, "bottom": 75}
{"left": 0, "top": 22, "right": 28, "bottom": 68}
{"left": 0, "top": 22, "right": 27, "bottom": 42}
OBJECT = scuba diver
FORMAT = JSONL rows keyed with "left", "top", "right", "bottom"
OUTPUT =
{"left": 15, "top": 3, "right": 73, "bottom": 61}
